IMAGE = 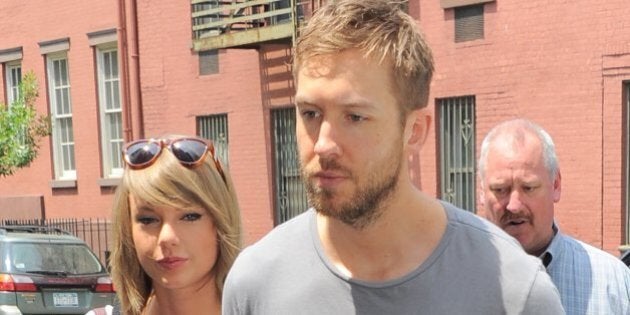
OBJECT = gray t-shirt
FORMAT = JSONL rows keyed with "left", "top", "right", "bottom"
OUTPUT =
{"left": 223, "top": 202, "right": 564, "bottom": 314}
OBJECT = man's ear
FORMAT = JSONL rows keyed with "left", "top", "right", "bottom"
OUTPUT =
{"left": 553, "top": 169, "right": 562, "bottom": 203}
{"left": 405, "top": 109, "right": 431, "bottom": 148}
{"left": 479, "top": 181, "right": 485, "bottom": 207}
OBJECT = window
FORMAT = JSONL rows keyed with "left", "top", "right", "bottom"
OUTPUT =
{"left": 271, "top": 108, "right": 308, "bottom": 224}
{"left": 0, "top": 47, "right": 23, "bottom": 105}
{"left": 197, "top": 114, "right": 229, "bottom": 166}
{"left": 5, "top": 61, "right": 26, "bottom": 146}
{"left": 199, "top": 50, "right": 219, "bottom": 75}
{"left": 5, "top": 61, "right": 21, "bottom": 106}
{"left": 47, "top": 52, "right": 76, "bottom": 180}
{"left": 437, "top": 96, "right": 476, "bottom": 212}
{"left": 455, "top": 4, "right": 484, "bottom": 42}
{"left": 96, "top": 46, "right": 123, "bottom": 178}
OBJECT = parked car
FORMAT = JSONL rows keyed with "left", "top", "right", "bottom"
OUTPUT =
{"left": 622, "top": 250, "right": 630, "bottom": 267}
{"left": 0, "top": 225, "right": 115, "bottom": 314}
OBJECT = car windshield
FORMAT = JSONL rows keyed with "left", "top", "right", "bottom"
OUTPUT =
{"left": 10, "top": 242, "right": 104, "bottom": 275}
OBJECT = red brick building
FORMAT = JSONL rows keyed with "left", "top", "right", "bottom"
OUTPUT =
{"left": 1, "top": 1, "right": 629, "bottom": 255}
{"left": 418, "top": 0, "right": 630, "bottom": 255}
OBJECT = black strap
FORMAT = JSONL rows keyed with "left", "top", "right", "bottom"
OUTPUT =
{"left": 541, "top": 252, "right": 553, "bottom": 268}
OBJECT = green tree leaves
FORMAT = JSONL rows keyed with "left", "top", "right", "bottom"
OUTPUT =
{"left": 0, "top": 71, "right": 51, "bottom": 176}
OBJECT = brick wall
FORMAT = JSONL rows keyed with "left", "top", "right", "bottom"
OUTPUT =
{"left": 419, "top": 0, "right": 630, "bottom": 254}
{"left": 0, "top": 1, "right": 120, "bottom": 219}
{"left": 2, "top": 1, "right": 629, "bottom": 255}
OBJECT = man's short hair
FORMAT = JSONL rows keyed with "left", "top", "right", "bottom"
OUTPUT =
{"left": 293, "top": 0, "right": 434, "bottom": 114}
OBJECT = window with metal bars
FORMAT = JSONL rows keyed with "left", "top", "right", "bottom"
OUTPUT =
{"left": 197, "top": 114, "right": 229, "bottom": 167}
{"left": 455, "top": 4, "right": 484, "bottom": 43}
{"left": 437, "top": 96, "right": 476, "bottom": 212}
{"left": 271, "top": 107, "right": 308, "bottom": 225}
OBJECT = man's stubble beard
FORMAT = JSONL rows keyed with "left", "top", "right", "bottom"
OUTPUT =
{"left": 302, "top": 148, "right": 402, "bottom": 230}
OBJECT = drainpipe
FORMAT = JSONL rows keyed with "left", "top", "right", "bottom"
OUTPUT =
{"left": 117, "top": 0, "right": 144, "bottom": 141}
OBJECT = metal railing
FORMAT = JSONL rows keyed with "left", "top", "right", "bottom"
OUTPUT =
{"left": 191, "top": 0, "right": 325, "bottom": 50}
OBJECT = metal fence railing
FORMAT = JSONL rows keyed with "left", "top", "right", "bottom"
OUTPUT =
{"left": 0, "top": 218, "right": 112, "bottom": 268}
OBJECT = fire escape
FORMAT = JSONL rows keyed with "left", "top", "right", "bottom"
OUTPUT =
{"left": 191, "top": 0, "right": 323, "bottom": 51}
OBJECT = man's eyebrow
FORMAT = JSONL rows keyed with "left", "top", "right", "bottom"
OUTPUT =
{"left": 295, "top": 98, "right": 378, "bottom": 110}
{"left": 295, "top": 99, "right": 315, "bottom": 107}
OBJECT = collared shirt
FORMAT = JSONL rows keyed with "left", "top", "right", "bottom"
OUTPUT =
{"left": 541, "top": 226, "right": 630, "bottom": 315}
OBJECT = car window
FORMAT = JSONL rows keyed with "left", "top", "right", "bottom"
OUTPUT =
{"left": 10, "top": 242, "right": 104, "bottom": 275}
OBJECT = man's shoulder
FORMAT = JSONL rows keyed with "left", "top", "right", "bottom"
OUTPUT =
{"left": 223, "top": 209, "right": 322, "bottom": 308}
{"left": 441, "top": 201, "right": 524, "bottom": 250}
{"left": 229, "top": 209, "right": 314, "bottom": 270}
{"left": 439, "top": 201, "right": 553, "bottom": 287}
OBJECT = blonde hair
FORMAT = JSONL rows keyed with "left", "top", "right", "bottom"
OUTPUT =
{"left": 110, "top": 137, "right": 242, "bottom": 315}
{"left": 293, "top": 0, "right": 434, "bottom": 114}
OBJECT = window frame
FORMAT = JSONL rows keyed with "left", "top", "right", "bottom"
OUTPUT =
{"left": 47, "top": 51, "right": 76, "bottom": 180}
{"left": 96, "top": 44, "right": 124, "bottom": 179}
{"left": 5, "top": 61, "right": 21, "bottom": 106}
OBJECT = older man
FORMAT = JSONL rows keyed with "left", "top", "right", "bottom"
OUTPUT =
{"left": 479, "top": 118, "right": 630, "bottom": 315}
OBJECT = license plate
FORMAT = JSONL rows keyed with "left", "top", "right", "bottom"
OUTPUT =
{"left": 53, "top": 292, "right": 79, "bottom": 307}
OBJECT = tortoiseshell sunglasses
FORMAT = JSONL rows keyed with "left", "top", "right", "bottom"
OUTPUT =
{"left": 122, "top": 137, "right": 226, "bottom": 184}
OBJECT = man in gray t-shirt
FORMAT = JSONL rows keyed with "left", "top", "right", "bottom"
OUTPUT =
{"left": 223, "top": 1, "right": 564, "bottom": 314}
{"left": 224, "top": 203, "right": 563, "bottom": 314}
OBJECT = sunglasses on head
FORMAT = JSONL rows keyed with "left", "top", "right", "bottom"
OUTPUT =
{"left": 123, "top": 137, "right": 227, "bottom": 184}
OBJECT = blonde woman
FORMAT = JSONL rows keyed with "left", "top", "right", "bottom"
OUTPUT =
{"left": 91, "top": 135, "right": 241, "bottom": 315}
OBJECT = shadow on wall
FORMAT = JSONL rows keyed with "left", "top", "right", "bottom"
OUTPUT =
{"left": 259, "top": 44, "right": 294, "bottom": 109}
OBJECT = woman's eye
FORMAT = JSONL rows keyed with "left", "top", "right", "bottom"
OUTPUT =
{"left": 136, "top": 216, "right": 158, "bottom": 225}
{"left": 182, "top": 213, "right": 202, "bottom": 221}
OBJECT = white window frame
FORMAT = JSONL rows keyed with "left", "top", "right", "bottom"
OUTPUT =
{"left": 47, "top": 52, "right": 76, "bottom": 180}
{"left": 96, "top": 45, "right": 123, "bottom": 178}
{"left": 5, "top": 61, "right": 21, "bottom": 106}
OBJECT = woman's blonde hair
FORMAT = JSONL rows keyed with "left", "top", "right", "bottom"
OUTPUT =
{"left": 109, "top": 136, "right": 242, "bottom": 315}
{"left": 293, "top": 0, "right": 434, "bottom": 116}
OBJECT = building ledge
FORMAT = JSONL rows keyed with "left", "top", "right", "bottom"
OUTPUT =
{"left": 49, "top": 179, "right": 77, "bottom": 189}
{"left": 98, "top": 177, "right": 121, "bottom": 188}
{"left": 192, "top": 23, "right": 293, "bottom": 51}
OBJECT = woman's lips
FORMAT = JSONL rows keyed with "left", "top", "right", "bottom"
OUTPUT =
{"left": 156, "top": 257, "right": 187, "bottom": 270}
